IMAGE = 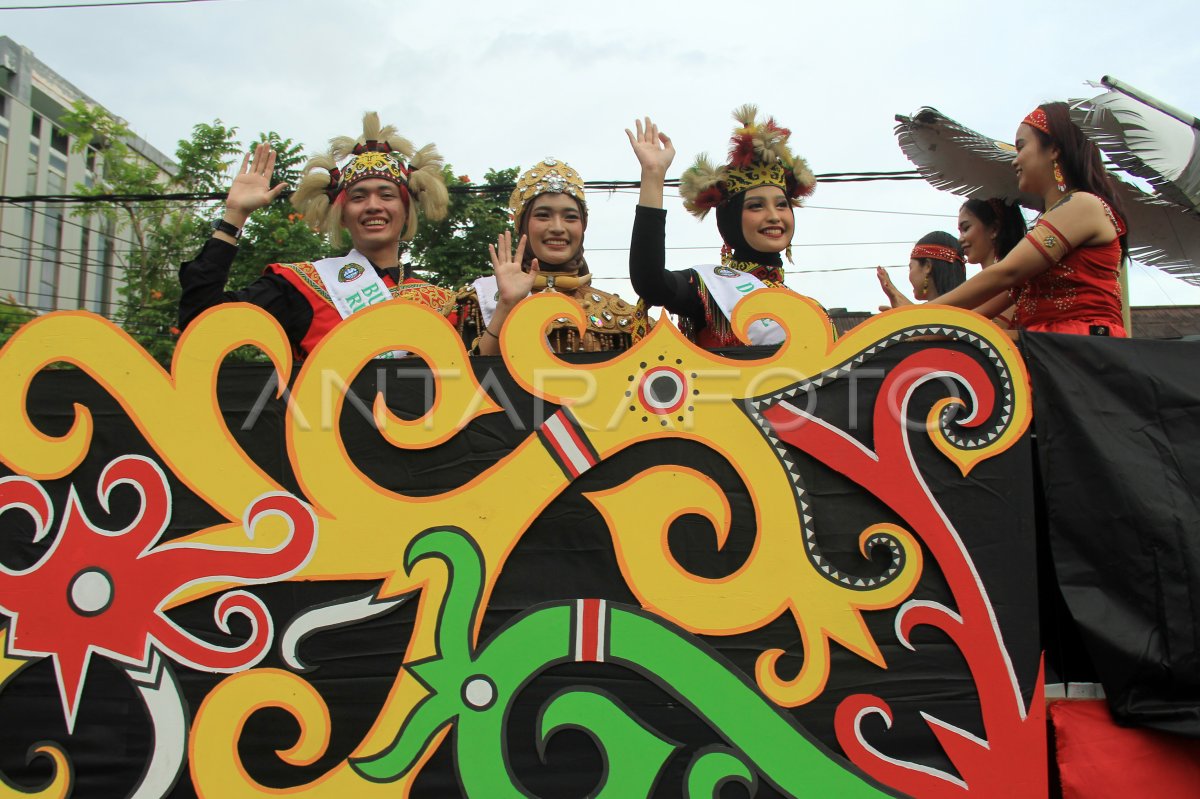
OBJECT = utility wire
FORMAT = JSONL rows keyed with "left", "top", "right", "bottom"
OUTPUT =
{"left": 13, "top": 200, "right": 146, "bottom": 250}
{"left": 0, "top": 228, "right": 133, "bottom": 284}
{"left": 0, "top": 171, "right": 923, "bottom": 205}
{"left": 0, "top": 0, "right": 229, "bottom": 10}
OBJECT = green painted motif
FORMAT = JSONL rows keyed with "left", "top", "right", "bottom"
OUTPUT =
{"left": 352, "top": 528, "right": 903, "bottom": 798}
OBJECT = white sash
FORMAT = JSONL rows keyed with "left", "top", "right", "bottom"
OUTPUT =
{"left": 692, "top": 263, "right": 786, "bottom": 346}
{"left": 471, "top": 276, "right": 500, "bottom": 329}
{"left": 312, "top": 250, "right": 406, "bottom": 358}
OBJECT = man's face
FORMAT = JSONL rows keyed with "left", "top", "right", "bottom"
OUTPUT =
{"left": 340, "top": 178, "right": 407, "bottom": 252}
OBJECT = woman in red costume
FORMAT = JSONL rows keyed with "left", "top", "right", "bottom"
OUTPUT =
{"left": 934, "top": 102, "right": 1129, "bottom": 337}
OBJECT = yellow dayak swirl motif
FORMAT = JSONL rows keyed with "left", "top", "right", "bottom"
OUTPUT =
{"left": 498, "top": 291, "right": 1024, "bottom": 705}
{"left": 0, "top": 306, "right": 293, "bottom": 537}
{"left": 190, "top": 301, "right": 567, "bottom": 796}
{"left": 0, "top": 291, "right": 1030, "bottom": 796}
{"left": 0, "top": 631, "right": 69, "bottom": 799}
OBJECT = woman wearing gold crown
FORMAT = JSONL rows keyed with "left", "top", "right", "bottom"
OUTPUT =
{"left": 627, "top": 108, "right": 817, "bottom": 347}
{"left": 178, "top": 112, "right": 455, "bottom": 358}
{"left": 448, "top": 158, "right": 638, "bottom": 354}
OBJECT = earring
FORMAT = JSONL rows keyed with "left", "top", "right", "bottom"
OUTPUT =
{"left": 786, "top": 245, "right": 793, "bottom": 264}
{"left": 1053, "top": 160, "right": 1066, "bottom": 193}
{"left": 920, "top": 275, "right": 929, "bottom": 298}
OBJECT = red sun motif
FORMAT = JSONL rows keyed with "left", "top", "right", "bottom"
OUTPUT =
{"left": 0, "top": 455, "right": 317, "bottom": 731}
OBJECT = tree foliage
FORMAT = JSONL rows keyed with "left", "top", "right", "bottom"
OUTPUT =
{"left": 62, "top": 102, "right": 239, "bottom": 362}
{"left": 224, "top": 132, "right": 335, "bottom": 299}
{"left": 405, "top": 166, "right": 517, "bottom": 289}
{"left": 0, "top": 295, "right": 38, "bottom": 348}
{"left": 59, "top": 106, "right": 331, "bottom": 363}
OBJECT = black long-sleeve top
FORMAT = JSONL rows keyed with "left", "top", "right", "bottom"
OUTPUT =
{"left": 177, "top": 237, "right": 401, "bottom": 348}
{"left": 629, "top": 205, "right": 705, "bottom": 326}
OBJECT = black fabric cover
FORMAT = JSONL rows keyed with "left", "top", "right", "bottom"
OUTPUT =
{"left": 0, "top": 345, "right": 1039, "bottom": 797}
{"left": 1025, "top": 331, "right": 1200, "bottom": 737}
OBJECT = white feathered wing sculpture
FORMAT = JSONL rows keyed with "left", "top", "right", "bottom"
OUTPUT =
{"left": 1070, "top": 77, "right": 1200, "bottom": 283}
{"left": 894, "top": 96, "right": 1200, "bottom": 287}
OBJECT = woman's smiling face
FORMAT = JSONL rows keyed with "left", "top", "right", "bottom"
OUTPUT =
{"left": 740, "top": 186, "right": 794, "bottom": 253}
{"left": 525, "top": 193, "right": 584, "bottom": 265}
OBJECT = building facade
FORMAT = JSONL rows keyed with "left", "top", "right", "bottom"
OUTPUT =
{"left": 0, "top": 36, "right": 173, "bottom": 315}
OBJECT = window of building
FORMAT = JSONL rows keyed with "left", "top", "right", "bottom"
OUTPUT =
{"left": 48, "top": 125, "right": 68, "bottom": 173}
{"left": 0, "top": 100, "right": 7, "bottom": 186}
{"left": 50, "top": 125, "right": 68, "bottom": 154}
{"left": 84, "top": 147, "right": 97, "bottom": 189}
{"left": 29, "top": 114, "right": 41, "bottom": 158}
{"left": 98, "top": 223, "right": 116, "bottom": 316}
{"left": 79, "top": 225, "right": 92, "bottom": 311}
{"left": 20, "top": 133, "right": 39, "bottom": 304}
{"left": 87, "top": 227, "right": 106, "bottom": 314}
{"left": 37, "top": 171, "right": 66, "bottom": 310}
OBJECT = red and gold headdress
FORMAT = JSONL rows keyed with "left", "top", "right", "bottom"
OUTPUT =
{"left": 1023, "top": 107, "right": 1052, "bottom": 137}
{"left": 679, "top": 105, "right": 817, "bottom": 220}
{"left": 911, "top": 243, "right": 963, "bottom": 264}
{"left": 291, "top": 112, "right": 449, "bottom": 244}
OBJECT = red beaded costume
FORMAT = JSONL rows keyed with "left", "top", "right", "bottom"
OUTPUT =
{"left": 1013, "top": 194, "right": 1127, "bottom": 336}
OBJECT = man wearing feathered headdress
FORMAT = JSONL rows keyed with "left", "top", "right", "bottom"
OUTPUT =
{"left": 178, "top": 112, "right": 453, "bottom": 358}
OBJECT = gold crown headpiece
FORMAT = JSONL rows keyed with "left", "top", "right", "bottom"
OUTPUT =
{"left": 291, "top": 111, "right": 449, "bottom": 244}
{"left": 679, "top": 105, "right": 817, "bottom": 220}
{"left": 509, "top": 157, "right": 587, "bottom": 232}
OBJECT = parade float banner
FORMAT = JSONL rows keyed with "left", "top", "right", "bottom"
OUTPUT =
{"left": 1026, "top": 332, "right": 1200, "bottom": 739}
{"left": 0, "top": 292, "right": 1044, "bottom": 798}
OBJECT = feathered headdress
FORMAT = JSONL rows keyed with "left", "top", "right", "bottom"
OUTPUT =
{"left": 291, "top": 112, "right": 449, "bottom": 244}
{"left": 679, "top": 105, "right": 817, "bottom": 219}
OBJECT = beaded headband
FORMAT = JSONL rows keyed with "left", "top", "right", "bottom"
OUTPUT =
{"left": 911, "top": 244, "right": 963, "bottom": 264}
{"left": 327, "top": 142, "right": 412, "bottom": 203}
{"left": 510, "top": 157, "right": 587, "bottom": 232}
{"left": 1023, "top": 108, "right": 1052, "bottom": 137}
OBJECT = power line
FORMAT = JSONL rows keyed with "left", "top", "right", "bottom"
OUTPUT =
{"left": 0, "top": 171, "right": 923, "bottom": 206}
{"left": 14, "top": 200, "right": 146, "bottom": 250}
{"left": 582, "top": 240, "right": 922, "bottom": 253}
{"left": 0, "top": 0, "right": 229, "bottom": 10}
{"left": 0, "top": 227, "right": 132, "bottom": 284}
{"left": 806, "top": 204, "right": 957, "bottom": 219}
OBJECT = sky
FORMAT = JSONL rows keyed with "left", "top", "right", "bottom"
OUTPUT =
{"left": 3, "top": 0, "right": 1199, "bottom": 312}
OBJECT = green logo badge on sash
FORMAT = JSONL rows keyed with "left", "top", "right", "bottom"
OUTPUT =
{"left": 339, "top": 263, "right": 365, "bottom": 283}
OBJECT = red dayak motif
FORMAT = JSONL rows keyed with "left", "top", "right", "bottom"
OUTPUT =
{"left": 762, "top": 348, "right": 1045, "bottom": 797}
{"left": 0, "top": 455, "right": 317, "bottom": 731}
